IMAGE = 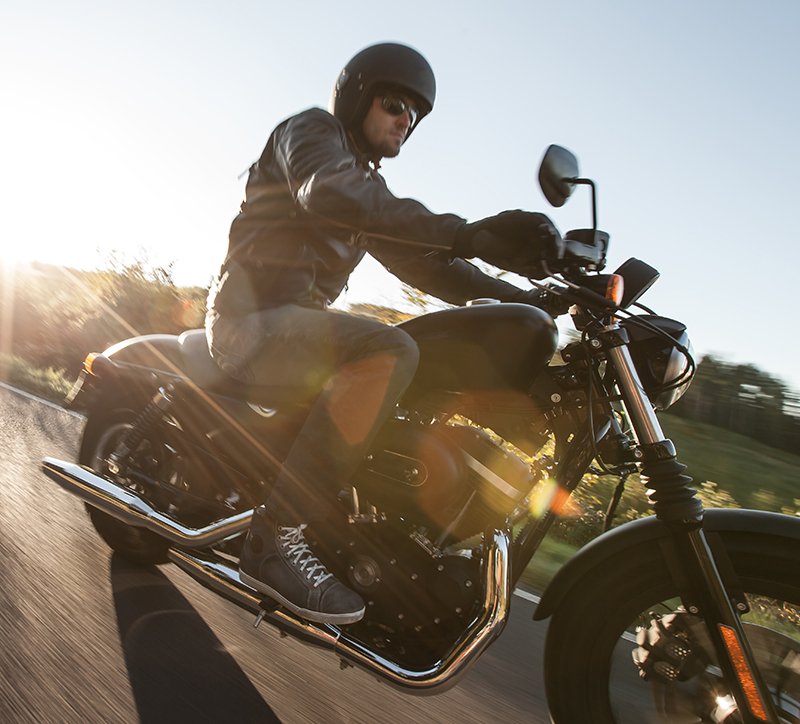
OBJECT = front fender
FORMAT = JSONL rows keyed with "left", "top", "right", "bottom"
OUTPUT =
{"left": 532, "top": 508, "right": 800, "bottom": 620}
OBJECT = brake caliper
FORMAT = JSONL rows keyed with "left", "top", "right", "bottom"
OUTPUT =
{"left": 633, "top": 611, "right": 712, "bottom": 682}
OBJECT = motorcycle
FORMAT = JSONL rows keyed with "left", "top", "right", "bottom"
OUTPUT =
{"left": 42, "top": 146, "right": 799, "bottom": 723}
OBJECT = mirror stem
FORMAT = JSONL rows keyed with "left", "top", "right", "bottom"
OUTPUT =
{"left": 570, "top": 178, "right": 597, "bottom": 230}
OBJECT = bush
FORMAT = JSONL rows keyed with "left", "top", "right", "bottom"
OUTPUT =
{"left": 0, "top": 354, "right": 72, "bottom": 402}
{"left": 2, "top": 258, "right": 207, "bottom": 378}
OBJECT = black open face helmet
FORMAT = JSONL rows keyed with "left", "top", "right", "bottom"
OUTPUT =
{"left": 329, "top": 42, "right": 436, "bottom": 140}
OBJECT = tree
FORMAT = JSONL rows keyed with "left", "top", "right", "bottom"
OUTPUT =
{"left": 671, "top": 354, "right": 799, "bottom": 455}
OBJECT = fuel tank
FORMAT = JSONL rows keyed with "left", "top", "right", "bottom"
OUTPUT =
{"left": 93, "top": 303, "right": 557, "bottom": 401}
{"left": 398, "top": 303, "right": 558, "bottom": 395}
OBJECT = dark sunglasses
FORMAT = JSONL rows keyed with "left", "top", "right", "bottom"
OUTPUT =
{"left": 380, "top": 95, "right": 419, "bottom": 126}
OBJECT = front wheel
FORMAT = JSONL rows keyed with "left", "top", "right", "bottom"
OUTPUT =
{"left": 544, "top": 531, "right": 800, "bottom": 723}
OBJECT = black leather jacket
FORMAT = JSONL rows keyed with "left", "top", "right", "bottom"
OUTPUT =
{"left": 208, "top": 108, "right": 536, "bottom": 315}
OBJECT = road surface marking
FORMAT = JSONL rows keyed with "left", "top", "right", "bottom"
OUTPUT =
{"left": 513, "top": 589, "right": 541, "bottom": 604}
{"left": 0, "top": 381, "right": 84, "bottom": 419}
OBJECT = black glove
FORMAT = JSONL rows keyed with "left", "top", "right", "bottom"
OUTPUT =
{"left": 454, "top": 210, "right": 564, "bottom": 279}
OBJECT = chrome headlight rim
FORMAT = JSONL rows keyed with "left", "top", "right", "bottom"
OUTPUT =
{"left": 653, "top": 334, "right": 694, "bottom": 410}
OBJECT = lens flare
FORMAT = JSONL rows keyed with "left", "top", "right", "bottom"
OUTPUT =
{"left": 528, "top": 477, "right": 580, "bottom": 518}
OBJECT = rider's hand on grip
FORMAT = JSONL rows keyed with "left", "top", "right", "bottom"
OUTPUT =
{"left": 454, "top": 210, "right": 564, "bottom": 279}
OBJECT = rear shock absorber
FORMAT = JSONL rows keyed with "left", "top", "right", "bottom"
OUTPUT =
{"left": 106, "top": 385, "right": 175, "bottom": 475}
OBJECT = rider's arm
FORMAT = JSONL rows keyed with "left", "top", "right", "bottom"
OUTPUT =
{"left": 276, "top": 109, "right": 465, "bottom": 251}
{"left": 368, "top": 246, "right": 547, "bottom": 308}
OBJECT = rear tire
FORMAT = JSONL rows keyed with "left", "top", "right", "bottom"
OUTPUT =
{"left": 79, "top": 411, "right": 171, "bottom": 565}
{"left": 543, "top": 530, "right": 800, "bottom": 723}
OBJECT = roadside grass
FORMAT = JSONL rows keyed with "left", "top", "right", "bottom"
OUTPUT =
{"left": 0, "top": 354, "right": 73, "bottom": 403}
{"left": 660, "top": 413, "right": 799, "bottom": 514}
{"left": 519, "top": 536, "right": 578, "bottom": 593}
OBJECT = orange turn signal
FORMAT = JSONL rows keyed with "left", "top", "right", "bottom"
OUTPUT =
{"left": 83, "top": 353, "right": 100, "bottom": 376}
{"left": 605, "top": 274, "right": 624, "bottom": 306}
{"left": 717, "top": 624, "right": 769, "bottom": 720}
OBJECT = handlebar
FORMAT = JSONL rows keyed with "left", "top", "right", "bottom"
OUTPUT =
{"left": 536, "top": 257, "right": 660, "bottom": 317}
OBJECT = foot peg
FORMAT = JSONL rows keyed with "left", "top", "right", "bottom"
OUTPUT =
{"left": 253, "top": 599, "right": 280, "bottom": 628}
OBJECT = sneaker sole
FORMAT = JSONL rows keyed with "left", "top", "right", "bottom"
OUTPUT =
{"left": 239, "top": 571, "right": 365, "bottom": 626}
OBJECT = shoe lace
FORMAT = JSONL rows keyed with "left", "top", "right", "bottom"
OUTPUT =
{"left": 278, "top": 525, "right": 333, "bottom": 588}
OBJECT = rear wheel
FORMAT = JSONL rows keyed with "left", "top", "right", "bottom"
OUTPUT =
{"left": 544, "top": 531, "right": 800, "bottom": 723}
{"left": 80, "top": 412, "right": 171, "bottom": 565}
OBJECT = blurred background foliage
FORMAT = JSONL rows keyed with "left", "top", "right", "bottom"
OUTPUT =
{"left": 1, "top": 258, "right": 206, "bottom": 384}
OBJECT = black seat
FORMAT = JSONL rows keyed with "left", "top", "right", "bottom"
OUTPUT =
{"left": 177, "top": 330, "right": 306, "bottom": 409}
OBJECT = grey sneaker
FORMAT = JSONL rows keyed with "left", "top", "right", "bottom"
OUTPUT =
{"left": 239, "top": 508, "right": 365, "bottom": 625}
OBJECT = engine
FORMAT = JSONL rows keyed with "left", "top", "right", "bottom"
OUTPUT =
{"left": 353, "top": 419, "right": 533, "bottom": 542}
{"left": 305, "top": 420, "right": 533, "bottom": 660}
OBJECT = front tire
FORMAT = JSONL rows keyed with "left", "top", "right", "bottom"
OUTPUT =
{"left": 544, "top": 530, "right": 800, "bottom": 723}
{"left": 79, "top": 411, "right": 171, "bottom": 565}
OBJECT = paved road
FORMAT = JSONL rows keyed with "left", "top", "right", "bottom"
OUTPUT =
{"left": 0, "top": 386, "right": 553, "bottom": 723}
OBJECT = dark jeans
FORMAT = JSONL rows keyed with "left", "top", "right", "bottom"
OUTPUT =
{"left": 206, "top": 305, "right": 419, "bottom": 524}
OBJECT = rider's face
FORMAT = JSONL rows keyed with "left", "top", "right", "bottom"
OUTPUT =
{"left": 361, "top": 93, "right": 417, "bottom": 160}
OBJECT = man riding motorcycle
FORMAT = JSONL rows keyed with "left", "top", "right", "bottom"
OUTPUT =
{"left": 205, "top": 42, "right": 566, "bottom": 625}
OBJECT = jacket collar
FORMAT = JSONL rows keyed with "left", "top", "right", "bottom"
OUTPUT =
{"left": 346, "top": 129, "right": 381, "bottom": 171}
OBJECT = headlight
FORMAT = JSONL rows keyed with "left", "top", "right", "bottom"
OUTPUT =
{"left": 653, "top": 334, "right": 694, "bottom": 410}
{"left": 620, "top": 315, "right": 695, "bottom": 411}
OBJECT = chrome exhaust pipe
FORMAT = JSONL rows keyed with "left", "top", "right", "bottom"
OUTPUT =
{"left": 169, "top": 530, "right": 511, "bottom": 693}
{"left": 43, "top": 455, "right": 511, "bottom": 690}
{"left": 41, "top": 457, "right": 252, "bottom": 547}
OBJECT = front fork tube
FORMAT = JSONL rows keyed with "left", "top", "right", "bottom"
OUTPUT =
{"left": 607, "top": 335, "right": 780, "bottom": 723}
{"left": 665, "top": 522, "right": 779, "bottom": 723}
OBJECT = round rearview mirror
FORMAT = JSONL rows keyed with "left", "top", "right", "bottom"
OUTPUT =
{"left": 538, "top": 145, "right": 579, "bottom": 208}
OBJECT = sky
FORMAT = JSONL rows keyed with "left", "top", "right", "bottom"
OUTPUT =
{"left": 2, "top": 0, "right": 800, "bottom": 391}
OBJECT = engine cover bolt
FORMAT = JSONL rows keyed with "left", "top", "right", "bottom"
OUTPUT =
{"left": 465, "top": 580, "right": 473, "bottom": 588}
{"left": 437, "top": 564, "right": 444, "bottom": 572}
{"left": 590, "top": 338, "right": 602, "bottom": 349}
{"left": 688, "top": 605, "right": 699, "bottom": 614}
{"left": 550, "top": 393, "right": 562, "bottom": 403}
{"left": 736, "top": 602, "right": 748, "bottom": 612}
{"left": 410, "top": 573, "right": 418, "bottom": 581}
{"left": 455, "top": 607, "right": 462, "bottom": 614}
{"left": 397, "top": 613, "right": 404, "bottom": 620}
